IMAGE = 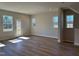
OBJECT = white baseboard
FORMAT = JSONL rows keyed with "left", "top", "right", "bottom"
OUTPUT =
{"left": 33, "top": 34, "right": 58, "bottom": 39}
{"left": 74, "top": 42, "right": 79, "bottom": 46}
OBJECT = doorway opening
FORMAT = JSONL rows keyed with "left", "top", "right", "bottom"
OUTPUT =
{"left": 61, "top": 9, "right": 76, "bottom": 44}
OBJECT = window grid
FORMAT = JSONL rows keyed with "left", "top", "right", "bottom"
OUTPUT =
{"left": 3, "top": 15, "right": 13, "bottom": 32}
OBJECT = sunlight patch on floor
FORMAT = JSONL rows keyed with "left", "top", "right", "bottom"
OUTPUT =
{"left": 9, "top": 39, "right": 23, "bottom": 43}
{"left": 0, "top": 43, "right": 6, "bottom": 47}
{"left": 19, "top": 37, "right": 30, "bottom": 40}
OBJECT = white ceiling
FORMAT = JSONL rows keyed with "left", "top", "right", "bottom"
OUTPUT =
{"left": 0, "top": 2, "right": 78, "bottom": 15}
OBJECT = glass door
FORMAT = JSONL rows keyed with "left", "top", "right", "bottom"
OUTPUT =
{"left": 16, "top": 20, "right": 22, "bottom": 36}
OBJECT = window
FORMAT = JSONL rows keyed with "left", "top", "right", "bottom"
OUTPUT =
{"left": 53, "top": 16, "right": 58, "bottom": 28}
{"left": 32, "top": 17, "right": 36, "bottom": 27}
{"left": 66, "top": 15, "right": 74, "bottom": 28}
{"left": 3, "top": 15, "right": 13, "bottom": 32}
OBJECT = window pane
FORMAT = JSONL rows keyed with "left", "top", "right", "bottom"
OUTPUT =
{"left": 32, "top": 17, "right": 36, "bottom": 26}
{"left": 53, "top": 16, "right": 58, "bottom": 28}
{"left": 8, "top": 24, "right": 12, "bottom": 28}
{"left": 66, "top": 15, "right": 74, "bottom": 28}
{"left": 3, "top": 24, "right": 7, "bottom": 29}
{"left": 3, "top": 15, "right": 13, "bottom": 32}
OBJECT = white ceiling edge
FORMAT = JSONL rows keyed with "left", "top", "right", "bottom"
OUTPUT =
{"left": 0, "top": 2, "right": 78, "bottom": 15}
{"left": 0, "top": 7, "right": 60, "bottom": 15}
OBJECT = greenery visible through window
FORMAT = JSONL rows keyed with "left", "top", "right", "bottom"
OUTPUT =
{"left": 3, "top": 15, "right": 13, "bottom": 32}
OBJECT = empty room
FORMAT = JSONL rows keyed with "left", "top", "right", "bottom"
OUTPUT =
{"left": 0, "top": 2, "right": 79, "bottom": 56}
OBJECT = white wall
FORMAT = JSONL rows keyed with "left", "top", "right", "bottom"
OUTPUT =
{"left": 31, "top": 11, "right": 59, "bottom": 39}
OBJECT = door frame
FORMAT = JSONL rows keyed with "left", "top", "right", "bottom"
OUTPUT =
{"left": 63, "top": 14, "right": 74, "bottom": 43}
{"left": 59, "top": 8, "right": 75, "bottom": 44}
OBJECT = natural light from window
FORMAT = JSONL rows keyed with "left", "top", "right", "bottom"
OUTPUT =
{"left": 0, "top": 43, "right": 6, "bottom": 47}
{"left": 9, "top": 39, "right": 23, "bottom": 43}
{"left": 19, "top": 37, "right": 30, "bottom": 40}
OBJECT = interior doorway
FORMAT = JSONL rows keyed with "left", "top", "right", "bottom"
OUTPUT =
{"left": 62, "top": 9, "right": 75, "bottom": 43}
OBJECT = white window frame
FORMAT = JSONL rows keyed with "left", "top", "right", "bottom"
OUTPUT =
{"left": 66, "top": 15, "right": 74, "bottom": 28}
{"left": 3, "top": 15, "right": 13, "bottom": 32}
{"left": 53, "top": 16, "right": 58, "bottom": 28}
